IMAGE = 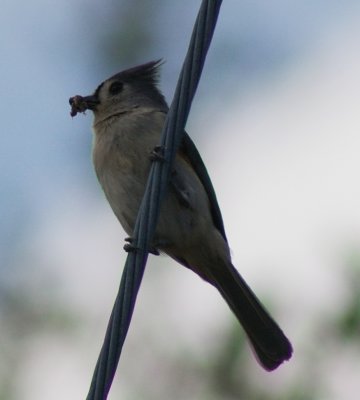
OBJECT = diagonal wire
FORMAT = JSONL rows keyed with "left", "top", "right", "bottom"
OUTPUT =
{"left": 86, "top": 1, "right": 223, "bottom": 399}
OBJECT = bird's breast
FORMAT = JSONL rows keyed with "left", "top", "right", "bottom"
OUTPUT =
{"left": 92, "top": 111, "right": 165, "bottom": 234}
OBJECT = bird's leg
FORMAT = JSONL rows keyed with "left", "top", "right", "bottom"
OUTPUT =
{"left": 149, "top": 145, "right": 166, "bottom": 162}
{"left": 124, "top": 237, "right": 160, "bottom": 255}
{"left": 123, "top": 237, "right": 137, "bottom": 252}
{"left": 150, "top": 145, "right": 190, "bottom": 208}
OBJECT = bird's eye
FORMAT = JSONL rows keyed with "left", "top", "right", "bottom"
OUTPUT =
{"left": 109, "top": 81, "right": 123, "bottom": 95}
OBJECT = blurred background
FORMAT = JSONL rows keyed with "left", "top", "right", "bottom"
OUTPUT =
{"left": 1, "top": 0, "right": 360, "bottom": 399}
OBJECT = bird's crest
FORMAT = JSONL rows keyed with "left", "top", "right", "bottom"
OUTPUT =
{"left": 110, "top": 59, "right": 164, "bottom": 85}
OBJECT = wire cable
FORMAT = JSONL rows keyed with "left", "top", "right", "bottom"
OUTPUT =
{"left": 86, "top": 1, "right": 223, "bottom": 398}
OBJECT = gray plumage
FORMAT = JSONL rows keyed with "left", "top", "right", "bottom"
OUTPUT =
{"left": 69, "top": 60, "right": 292, "bottom": 370}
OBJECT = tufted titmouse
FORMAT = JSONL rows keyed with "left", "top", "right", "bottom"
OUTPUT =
{"left": 69, "top": 60, "right": 292, "bottom": 370}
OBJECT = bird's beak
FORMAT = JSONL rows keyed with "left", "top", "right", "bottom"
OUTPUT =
{"left": 69, "top": 94, "right": 100, "bottom": 117}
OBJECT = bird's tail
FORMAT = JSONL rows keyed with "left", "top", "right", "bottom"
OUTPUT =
{"left": 208, "top": 262, "right": 293, "bottom": 370}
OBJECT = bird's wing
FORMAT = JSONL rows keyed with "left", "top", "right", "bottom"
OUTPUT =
{"left": 178, "top": 132, "right": 228, "bottom": 242}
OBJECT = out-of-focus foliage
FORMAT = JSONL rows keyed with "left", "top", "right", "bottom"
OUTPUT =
{"left": 94, "top": 1, "right": 164, "bottom": 69}
{"left": 336, "top": 252, "right": 360, "bottom": 341}
{"left": 0, "top": 274, "right": 80, "bottom": 399}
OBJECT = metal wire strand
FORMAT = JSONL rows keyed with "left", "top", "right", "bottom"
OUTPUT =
{"left": 86, "top": 1, "right": 223, "bottom": 398}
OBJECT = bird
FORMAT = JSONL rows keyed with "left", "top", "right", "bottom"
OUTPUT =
{"left": 69, "top": 60, "right": 292, "bottom": 370}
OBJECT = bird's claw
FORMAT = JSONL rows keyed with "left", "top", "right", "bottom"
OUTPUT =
{"left": 123, "top": 242, "right": 138, "bottom": 253}
{"left": 124, "top": 237, "right": 160, "bottom": 255}
{"left": 150, "top": 145, "right": 166, "bottom": 162}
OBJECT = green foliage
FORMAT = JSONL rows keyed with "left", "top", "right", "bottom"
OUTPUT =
{"left": 336, "top": 252, "right": 360, "bottom": 341}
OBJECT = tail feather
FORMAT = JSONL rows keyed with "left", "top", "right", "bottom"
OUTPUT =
{"left": 208, "top": 262, "right": 293, "bottom": 370}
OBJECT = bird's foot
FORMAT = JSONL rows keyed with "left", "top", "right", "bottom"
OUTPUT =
{"left": 149, "top": 145, "right": 166, "bottom": 162}
{"left": 124, "top": 237, "right": 160, "bottom": 255}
